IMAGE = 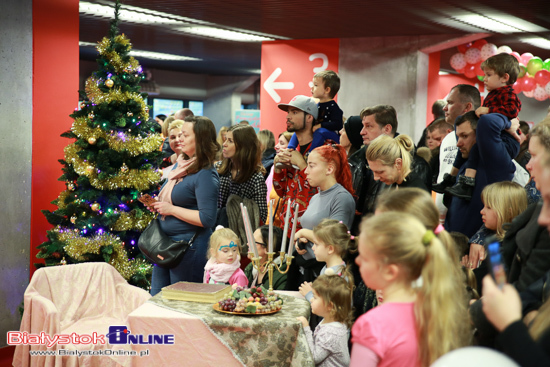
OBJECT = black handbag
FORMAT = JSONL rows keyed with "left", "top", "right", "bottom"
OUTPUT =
{"left": 138, "top": 218, "right": 197, "bottom": 268}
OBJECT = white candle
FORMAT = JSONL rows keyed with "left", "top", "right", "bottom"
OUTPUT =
{"left": 243, "top": 205, "right": 259, "bottom": 258}
{"left": 268, "top": 199, "right": 274, "bottom": 253}
{"left": 288, "top": 203, "right": 299, "bottom": 257}
{"left": 280, "top": 199, "right": 291, "bottom": 254}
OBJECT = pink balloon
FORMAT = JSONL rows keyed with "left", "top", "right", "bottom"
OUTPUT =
{"left": 533, "top": 86, "right": 548, "bottom": 101}
{"left": 523, "top": 89, "right": 534, "bottom": 98}
{"left": 546, "top": 81, "right": 550, "bottom": 96}
{"left": 522, "top": 76, "right": 537, "bottom": 92}
{"left": 450, "top": 53, "right": 467, "bottom": 71}
{"left": 510, "top": 52, "right": 521, "bottom": 63}
{"left": 465, "top": 48, "right": 481, "bottom": 64}
{"left": 521, "top": 52, "right": 534, "bottom": 66}
{"left": 480, "top": 43, "right": 497, "bottom": 61}
{"left": 512, "top": 80, "right": 522, "bottom": 94}
{"left": 534, "top": 70, "right": 550, "bottom": 86}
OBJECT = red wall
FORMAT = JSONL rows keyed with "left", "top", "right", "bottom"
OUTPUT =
{"left": 31, "top": 0, "right": 79, "bottom": 276}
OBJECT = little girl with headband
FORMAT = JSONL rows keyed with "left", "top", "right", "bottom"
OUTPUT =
{"left": 203, "top": 228, "right": 248, "bottom": 287}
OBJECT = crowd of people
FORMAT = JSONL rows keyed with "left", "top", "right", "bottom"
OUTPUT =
{"left": 146, "top": 55, "right": 550, "bottom": 366}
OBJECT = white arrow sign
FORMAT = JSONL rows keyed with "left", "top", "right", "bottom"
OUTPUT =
{"left": 263, "top": 67, "right": 294, "bottom": 103}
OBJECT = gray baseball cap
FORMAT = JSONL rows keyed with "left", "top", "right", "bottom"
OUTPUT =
{"left": 278, "top": 95, "right": 318, "bottom": 120}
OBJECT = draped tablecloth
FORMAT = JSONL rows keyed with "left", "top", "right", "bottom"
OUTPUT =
{"left": 128, "top": 292, "right": 313, "bottom": 367}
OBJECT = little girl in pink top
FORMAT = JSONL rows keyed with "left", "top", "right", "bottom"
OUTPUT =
{"left": 203, "top": 228, "right": 248, "bottom": 287}
{"left": 351, "top": 213, "right": 470, "bottom": 367}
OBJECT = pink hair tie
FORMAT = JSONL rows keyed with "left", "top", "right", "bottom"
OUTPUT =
{"left": 434, "top": 224, "right": 444, "bottom": 235}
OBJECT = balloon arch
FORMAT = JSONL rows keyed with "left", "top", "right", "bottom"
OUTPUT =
{"left": 449, "top": 39, "right": 550, "bottom": 101}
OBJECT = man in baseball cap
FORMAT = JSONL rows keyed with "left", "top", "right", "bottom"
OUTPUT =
{"left": 277, "top": 95, "right": 319, "bottom": 120}
{"left": 273, "top": 95, "right": 338, "bottom": 290}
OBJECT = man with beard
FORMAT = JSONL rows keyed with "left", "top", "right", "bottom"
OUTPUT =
{"left": 272, "top": 95, "right": 337, "bottom": 290}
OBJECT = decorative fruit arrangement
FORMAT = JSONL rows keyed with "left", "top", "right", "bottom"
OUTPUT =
{"left": 217, "top": 286, "right": 283, "bottom": 314}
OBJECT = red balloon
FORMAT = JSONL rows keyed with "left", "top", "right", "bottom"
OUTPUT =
{"left": 522, "top": 76, "right": 537, "bottom": 92}
{"left": 474, "top": 62, "right": 483, "bottom": 75}
{"left": 455, "top": 67, "right": 466, "bottom": 74}
{"left": 464, "top": 64, "right": 477, "bottom": 78}
{"left": 510, "top": 52, "right": 521, "bottom": 63}
{"left": 535, "top": 70, "right": 550, "bottom": 86}
{"left": 472, "top": 39, "right": 488, "bottom": 49}
{"left": 457, "top": 42, "right": 472, "bottom": 54}
{"left": 512, "top": 80, "right": 522, "bottom": 94}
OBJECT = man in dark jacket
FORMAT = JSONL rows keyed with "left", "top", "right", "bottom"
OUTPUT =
{"left": 445, "top": 111, "right": 519, "bottom": 266}
{"left": 348, "top": 105, "right": 432, "bottom": 234}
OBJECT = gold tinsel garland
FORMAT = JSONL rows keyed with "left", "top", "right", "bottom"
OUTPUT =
{"left": 56, "top": 227, "right": 152, "bottom": 280}
{"left": 72, "top": 117, "right": 163, "bottom": 157}
{"left": 85, "top": 76, "right": 148, "bottom": 118}
{"left": 56, "top": 190, "right": 71, "bottom": 209}
{"left": 112, "top": 211, "right": 155, "bottom": 232}
{"left": 96, "top": 35, "right": 140, "bottom": 74}
{"left": 64, "top": 143, "right": 162, "bottom": 191}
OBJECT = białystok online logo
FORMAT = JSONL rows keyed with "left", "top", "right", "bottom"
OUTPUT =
{"left": 8, "top": 326, "right": 174, "bottom": 346}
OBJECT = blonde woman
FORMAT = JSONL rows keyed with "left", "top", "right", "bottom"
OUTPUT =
{"left": 366, "top": 134, "right": 429, "bottom": 191}
{"left": 215, "top": 126, "right": 229, "bottom": 161}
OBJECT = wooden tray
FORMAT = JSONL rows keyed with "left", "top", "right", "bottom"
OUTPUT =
{"left": 212, "top": 303, "right": 281, "bottom": 316}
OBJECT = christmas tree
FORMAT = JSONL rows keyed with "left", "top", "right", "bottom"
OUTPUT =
{"left": 38, "top": 1, "right": 163, "bottom": 289}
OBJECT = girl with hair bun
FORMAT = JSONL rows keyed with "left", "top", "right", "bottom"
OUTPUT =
{"left": 366, "top": 134, "right": 429, "bottom": 191}
{"left": 351, "top": 212, "right": 470, "bottom": 367}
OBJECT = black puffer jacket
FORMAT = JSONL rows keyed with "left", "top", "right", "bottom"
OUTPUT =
{"left": 348, "top": 146, "right": 385, "bottom": 235}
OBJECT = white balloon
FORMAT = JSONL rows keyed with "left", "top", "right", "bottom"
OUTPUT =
{"left": 534, "top": 85, "right": 548, "bottom": 101}
{"left": 545, "top": 81, "right": 550, "bottom": 96}
{"left": 431, "top": 347, "right": 519, "bottom": 367}
{"left": 450, "top": 53, "right": 467, "bottom": 71}
{"left": 480, "top": 43, "right": 498, "bottom": 61}
{"left": 465, "top": 47, "right": 481, "bottom": 64}
{"left": 497, "top": 45, "right": 513, "bottom": 54}
{"left": 524, "top": 89, "right": 535, "bottom": 98}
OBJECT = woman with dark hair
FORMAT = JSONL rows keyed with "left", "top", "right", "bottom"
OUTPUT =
{"left": 339, "top": 116, "right": 363, "bottom": 156}
{"left": 286, "top": 144, "right": 356, "bottom": 290}
{"left": 258, "top": 129, "right": 276, "bottom": 178}
{"left": 217, "top": 124, "right": 268, "bottom": 224}
{"left": 244, "top": 225, "right": 287, "bottom": 290}
{"left": 149, "top": 116, "right": 220, "bottom": 295}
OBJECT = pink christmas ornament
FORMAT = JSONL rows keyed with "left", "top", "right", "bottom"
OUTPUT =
{"left": 480, "top": 43, "right": 497, "bottom": 61}
{"left": 450, "top": 53, "right": 467, "bottom": 71}
{"left": 465, "top": 47, "right": 481, "bottom": 64}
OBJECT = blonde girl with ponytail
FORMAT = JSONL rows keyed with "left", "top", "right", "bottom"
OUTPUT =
{"left": 351, "top": 212, "right": 470, "bottom": 367}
